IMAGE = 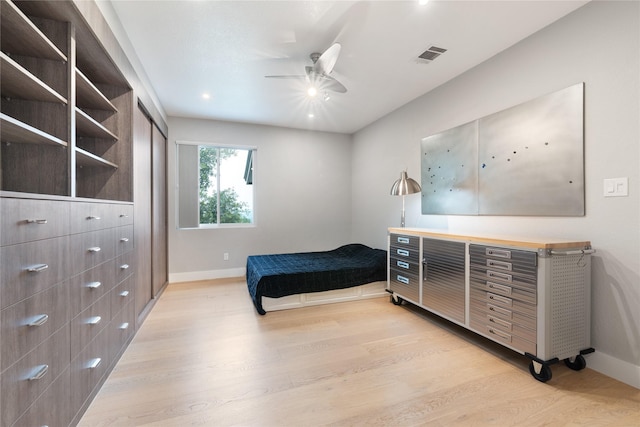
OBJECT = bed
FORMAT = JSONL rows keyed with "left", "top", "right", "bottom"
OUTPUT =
{"left": 246, "top": 244, "right": 388, "bottom": 315}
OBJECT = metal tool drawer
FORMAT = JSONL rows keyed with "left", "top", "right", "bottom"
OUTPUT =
{"left": 389, "top": 255, "right": 420, "bottom": 276}
{"left": 390, "top": 233, "right": 419, "bottom": 250}
{"left": 389, "top": 268, "right": 420, "bottom": 303}
{"left": 469, "top": 277, "right": 537, "bottom": 304}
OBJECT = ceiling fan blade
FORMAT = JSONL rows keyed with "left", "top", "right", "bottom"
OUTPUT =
{"left": 319, "top": 75, "right": 347, "bottom": 93}
{"left": 314, "top": 42, "right": 341, "bottom": 75}
{"left": 264, "top": 75, "right": 306, "bottom": 79}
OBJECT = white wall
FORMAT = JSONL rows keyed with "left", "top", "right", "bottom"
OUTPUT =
{"left": 167, "top": 117, "right": 354, "bottom": 282}
{"left": 352, "top": 1, "right": 640, "bottom": 388}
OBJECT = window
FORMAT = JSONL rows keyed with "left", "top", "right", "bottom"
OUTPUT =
{"left": 177, "top": 142, "right": 255, "bottom": 228}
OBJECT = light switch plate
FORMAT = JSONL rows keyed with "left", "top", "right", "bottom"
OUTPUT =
{"left": 603, "top": 177, "right": 628, "bottom": 197}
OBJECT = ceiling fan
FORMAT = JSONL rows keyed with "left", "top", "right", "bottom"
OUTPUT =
{"left": 265, "top": 42, "right": 347, "bottom": 94}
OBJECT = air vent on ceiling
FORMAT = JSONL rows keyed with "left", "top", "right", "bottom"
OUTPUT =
{"left": 417, "top": 45, "right": 447, "bottom": 62}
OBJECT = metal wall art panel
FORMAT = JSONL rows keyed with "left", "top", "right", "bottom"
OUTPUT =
{"left": 420, "top": 83, "right": 584, "bottom": 216}
{"left": 478, "top": 83, "right": 584, "bottom": 215}
{"left": 421, "top": 121, "right": 478, "bottom": 215}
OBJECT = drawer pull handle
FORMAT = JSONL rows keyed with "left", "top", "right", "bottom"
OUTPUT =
{"left": 28, "top": 364, "right": 49, "bottom": 381}
{"left": 27, "top": 264, "right": 49, "bottom": 272}
{"left": 26, "top": 219, "right": 48, "bottom": 224}
{"left": 120, "top": 264, "right": 129, "bottom": 270}
{"left": 397, "top": 237, "right": 410, "bottom": 244}
{"left": 487, "top": 281, "right": 511, "bottom": 295}
{"left": 486, "top": 248, "right": 511, "bottom": 259}
{"left": 88, "top": 358, "right": 102, "bottom": 369}
{"left": 119, "top": 322, "right": 129, "bottom": 330}
{"left": 120, "top": 237, "right": 129, "bottom": 242}
{"left": 396, "top": 275, "right": 409, "bottom": 285}
{"left": 120, "top": 214, "right": 129, "bottom": 218}
{"left": 86, "top": 281, "right": 102, "bottom": 290}
{"left": 487, "top": 270, "right": 512, "bottom": 282}
{"left": 28, "top": 314, "right": 49, "bottom": 327}
{"left": 488, "top": 315, "right": 512, "bottom": 330}
{"left": 488, "top": 327, "right": 511, "bottom": 342}
{"left": 119, "top": 290, "right": 130, "bottom": 298}
{"left": 87, "top": 316, "right": 102, "bottom": 325}
{"left": 396, "top": 249, "right": 409, "bottom": 257}
{"left": 88, "top": 247, "right": 101, "bottom": 253}
{"left": 87, "top": 216, "right": 101, "bottom": 221}
{"left": 396, "top": 260, "right": 410, "bottom": 269}
{"left": 487, "top": 259, "right": 512, "bottom": 271}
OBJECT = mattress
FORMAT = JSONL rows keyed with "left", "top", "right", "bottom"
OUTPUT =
{"left": 246, "top": 244, "right": 387, "bottom": 314}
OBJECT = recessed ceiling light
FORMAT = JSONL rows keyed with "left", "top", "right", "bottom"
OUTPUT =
{"left": 418, "top": 0, "right": 429, "bottom": 5}
{"left": 307, "top": 86, "right": 318, "bottom": 97}
{"left": 202, "top": 93, "right": 211, "bottom": 100}
{"left": 308, "top": 113, "right": 315, "bottom": 118}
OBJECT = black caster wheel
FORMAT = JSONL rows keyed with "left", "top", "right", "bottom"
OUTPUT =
{"left": 391, "top": 295, "right": 404, "bottom": 305}
{"left": 564, "top": 354, "right": 586, "bottom": 371}
{"left": 529, "top": 361, "right": 552, "bottom": 382}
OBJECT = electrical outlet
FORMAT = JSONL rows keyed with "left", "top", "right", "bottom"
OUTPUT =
{"left": 223, "top": 252, "right": 229, "bottom": 261}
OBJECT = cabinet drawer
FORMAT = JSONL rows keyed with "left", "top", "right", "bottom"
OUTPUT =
{"left": 389, "top": 244, "right": 420, "bottom": 263}
{"left": 469, "top": 264, "right": 537, "bottom": 292}
{"left": 70, "top": 326, "right": 111, "bottom": 412}
{"left": 390, "top": 233, "right": 419, "bottom": 250}
{"left": 113, "top": 203, "right": 134, "bottom": 226}
{"left": 469, "top": 306, "right": 536, "bottom": 342}
{"left": 469, "top": 298, "right": 536, "bottom": 330}
{"left": 389, "top": 268, "right": 420, "bottom": 303}
{"left": 470, "top": 288, "right": 537, "bottom": 318}
{"left": 111, "top": 274, "right": 134, "bottom": 318}
{"left": 71, "top": 292, "right": 111, "bottom": 355}
{"left": 109, "top": 300, "right": 135, "bottom": 361}
{"left": 389, "top": 256, "right": 420, "bottom": 276}
{"left": 1, "top": 198, "right": 69, "bottom": 246}
{"left": 69, "top": 202, "right": 115, "bottom": 233}
{"left": 470, "top": 244, "right": 537, "bottom": 267}
{"left": 70, "top": 228, "right": 117, "bottom": 275}
{"left": 115, "top": 251, "right": 133, "bottom": 284}
{"left": 1, "top": 281, "right": 70, "bottom": 371}
{"left": 11, "top": 367, "right": 72, "bottom": 427}
{"left": 1, "top": 236, "right": 71, "bottom": 309}
{"left": 69, "top": 259, "right": 116, "bottom": 317}
{"left": 116, "top": 224, "right": 134, "bottom": 256}
{"left": 0, "top": 326, "right": 70, "bottom": 427}
{"left": 469, "top": 318, "right": 536, "bottom": 355}
{"left": 469, "top": 277, "right": 536, "bottom": 304}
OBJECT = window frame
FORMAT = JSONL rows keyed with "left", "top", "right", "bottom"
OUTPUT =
{"left": 176, "top": 140, "right": 256, "bottom": 229}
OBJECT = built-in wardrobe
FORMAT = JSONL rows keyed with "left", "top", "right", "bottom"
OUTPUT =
{"left": 0, "top": 0, "right": 167, "bottom": 425}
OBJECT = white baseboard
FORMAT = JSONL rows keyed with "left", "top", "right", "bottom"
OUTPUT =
{"left": 586, "top": 350, "right": 640, "bottom": 389}
{"left": 169, "top": 268, "right": 245, "bottom": 284}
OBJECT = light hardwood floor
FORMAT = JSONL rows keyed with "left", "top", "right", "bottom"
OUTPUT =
{"left": 79, "top": 278, "right": 640, "bottom": 426}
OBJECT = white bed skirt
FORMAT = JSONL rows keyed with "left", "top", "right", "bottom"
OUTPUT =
{"left": 262, "top": 281, "right": 388, "bottom": 312}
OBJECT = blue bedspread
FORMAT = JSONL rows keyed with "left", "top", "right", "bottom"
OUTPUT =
{"left": 246, "top": 244, "right": 387, "bottom": 315}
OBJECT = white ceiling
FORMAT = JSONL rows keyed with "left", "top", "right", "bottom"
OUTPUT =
{"left": 108, "top": 0, "right": 588, "bottom": 134}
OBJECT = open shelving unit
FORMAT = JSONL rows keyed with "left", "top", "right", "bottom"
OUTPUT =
{"left": 1, "top": 0, "right": 133, "bottom": 201}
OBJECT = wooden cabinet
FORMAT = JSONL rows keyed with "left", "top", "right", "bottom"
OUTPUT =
{"left": 387, "top": 228, "right": 594, "bottom": 382}
{"left": 133, "top": 105, "right": 168, "bottom": 326}
{"left": 0, "top": 197, "right": 135, "bottom": 426}
{"left": 0, "top": 0, "right": 165, "bottom": 425}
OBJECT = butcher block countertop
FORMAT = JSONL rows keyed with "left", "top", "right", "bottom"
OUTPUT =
{"left": 388, "top": 227, "right": 591, "bottom": 251}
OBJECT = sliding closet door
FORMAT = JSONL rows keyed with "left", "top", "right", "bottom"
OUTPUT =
{"left": 151, "top": 124, "right": 168, "bottom": 296}
{"left": 133, "top": 105, "right": 153, "bottom": 323}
